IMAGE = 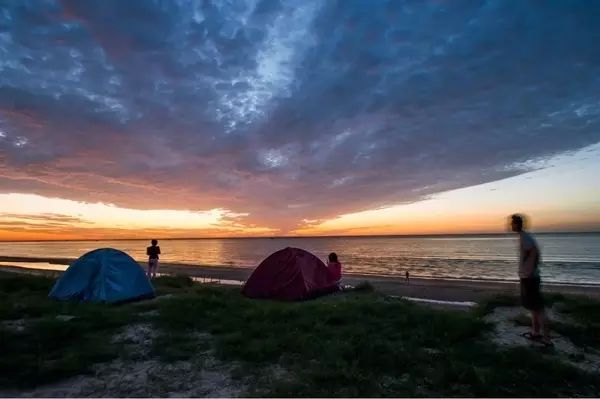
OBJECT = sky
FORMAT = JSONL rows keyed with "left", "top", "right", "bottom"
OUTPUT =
{"left": 0, "top": 0, "right": 599, "bottom": 240}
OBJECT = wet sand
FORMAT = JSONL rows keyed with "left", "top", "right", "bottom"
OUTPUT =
{"left": 1, "top": 256, "right": 599, "bottom": 302}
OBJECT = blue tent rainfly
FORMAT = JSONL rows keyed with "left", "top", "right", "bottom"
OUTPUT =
{"left": 49, "top": 248, "right": 155, "bottom": 303}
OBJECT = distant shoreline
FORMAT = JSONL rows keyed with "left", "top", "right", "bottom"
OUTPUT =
{"left": 0, "top": 231, "right": 599, "bottom": 243}
{"left": 2, "top": 256, "right": 599, "bottom": 302}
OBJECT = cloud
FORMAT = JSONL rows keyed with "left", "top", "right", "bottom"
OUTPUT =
{"left": 0, "top": 212, "right": 92, "bottom": 224}
{"left": 1, "top": 0, "right": 600, "bottom": 232}
{"left": 0, "top": 223, "right": 276, "bottom": 240}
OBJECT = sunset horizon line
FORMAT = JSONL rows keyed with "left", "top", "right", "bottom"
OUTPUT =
{"left": 1, "top": 230, "right": 599, "bottom": 243}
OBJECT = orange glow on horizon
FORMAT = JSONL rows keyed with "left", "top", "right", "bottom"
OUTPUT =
{"left": 0, "top": 228, "right": 278, "bottom": 242}
{"left": 1, "top": 145, "right": 599, "bottom": 241}
{"left": 0, "top": 193, "right": 277, "bottom": 241}
{"left": 293, "top": 145, "right": 600, "bottom": 236}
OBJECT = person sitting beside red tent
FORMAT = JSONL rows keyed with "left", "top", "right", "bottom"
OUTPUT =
{"left": 327, "top": 252, "right": 342, "bottom": 285}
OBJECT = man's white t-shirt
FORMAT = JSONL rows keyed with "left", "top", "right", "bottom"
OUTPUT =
{"left": 519, "top": 231, "right": 540, "bottom": 279}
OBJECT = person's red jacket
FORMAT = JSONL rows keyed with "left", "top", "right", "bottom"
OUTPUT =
{"left": 327, "top": 261, "right": 342, "bottom": 283}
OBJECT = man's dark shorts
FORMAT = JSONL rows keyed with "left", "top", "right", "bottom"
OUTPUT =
{"left": 520, "top": 277, "right": 544, "bottom": 311}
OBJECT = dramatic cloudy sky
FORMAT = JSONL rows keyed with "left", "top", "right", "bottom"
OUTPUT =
{"left": 1, "top": 0, "right": 600, "bottom": 239}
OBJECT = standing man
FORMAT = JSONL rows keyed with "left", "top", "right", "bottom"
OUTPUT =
{"left": 510, "top": 214, "right": 552, "bottom": 347}
{"left": 146, "top": 239, "right": 161, "bottom": 279}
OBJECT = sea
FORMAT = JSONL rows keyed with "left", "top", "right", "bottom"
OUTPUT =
{"left": 0, "top": 233, "right": 599, "bottom": 285}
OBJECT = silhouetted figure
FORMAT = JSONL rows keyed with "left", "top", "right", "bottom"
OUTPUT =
{"left": 146, "top": 239, "right": 161, "bottom": 279}
{"left": 406, "top": 270, "right": 410, "bottom": 284}
{"left": 510, "top": 214, "right": 552, "bottom": 347}
{"left": 327, "top": 252, "right": 342, "bottom": 285}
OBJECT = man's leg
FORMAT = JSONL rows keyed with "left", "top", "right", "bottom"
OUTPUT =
{"left": 532, "top": 310, "right": 541, "bottom": 335}
{"left": 533, "top": 278, "right": 551, "bottom": 343}
{"left": 539, "top": 309, "right": 550, "bottom": 342}
{"left": 147, "top": 262, "right": 152, "bottom": 278}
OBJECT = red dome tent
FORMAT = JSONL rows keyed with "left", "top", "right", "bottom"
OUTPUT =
{"left": 243, "top": 247, "right": 338, "bottom": 301}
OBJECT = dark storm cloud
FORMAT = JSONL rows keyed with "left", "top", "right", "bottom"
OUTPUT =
{"left": 1, "top": 0, "right": 600, "bottom": 230}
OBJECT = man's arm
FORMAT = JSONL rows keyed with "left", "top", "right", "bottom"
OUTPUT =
{"left": 523, "top": 246, "right": 539, "bottom": 277}
{"left": 157, "top": 247, "right": 161, "bottom": 255}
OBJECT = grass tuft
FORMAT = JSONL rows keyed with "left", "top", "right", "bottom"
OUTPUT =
{"left": 474, "top": 294, "right": 520, "bottom": 316}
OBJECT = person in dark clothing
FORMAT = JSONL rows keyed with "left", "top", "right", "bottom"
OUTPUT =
{"left": 327, "top": 252, "right": 342, "bottom": 284}
{"left": 146, "top": 239, "right": 161, "bottom": 279}
{"left": 510, "top": 214, "right": 552, "bottom": 347}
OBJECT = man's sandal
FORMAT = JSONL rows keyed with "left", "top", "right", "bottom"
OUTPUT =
{"left": 521, "top": 332, "right": 542, "bottom": 341}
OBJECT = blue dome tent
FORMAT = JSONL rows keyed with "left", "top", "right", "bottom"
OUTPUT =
{"left": 49, "top": 248, "right": 155, "bottom": 303}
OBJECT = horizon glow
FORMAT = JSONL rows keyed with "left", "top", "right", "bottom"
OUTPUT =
{"left": 1, "top": 144, "right": 598, "bottom": 240}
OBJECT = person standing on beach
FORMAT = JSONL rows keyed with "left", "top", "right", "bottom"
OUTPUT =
{"left": 327, "top": 252, "right": 342, "bottom": 285}
{"left": 146, "top": 239, "right": 161, "bottom": 279}
{"left": 510, "top": 214, "right": 552, "bottom": 347}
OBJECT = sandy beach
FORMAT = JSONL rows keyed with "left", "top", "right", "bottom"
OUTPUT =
{"left": 1, "top": 255, "right": 598, "bottom": 303}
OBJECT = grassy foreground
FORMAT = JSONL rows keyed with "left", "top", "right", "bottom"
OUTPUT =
{"left": 0, "top": 271, "right": 599, "bottom": 397}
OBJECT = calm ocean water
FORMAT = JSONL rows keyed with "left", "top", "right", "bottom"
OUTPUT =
{"left": 0, "top": 234, "right": 599, "bottom": 285}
